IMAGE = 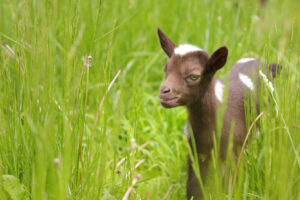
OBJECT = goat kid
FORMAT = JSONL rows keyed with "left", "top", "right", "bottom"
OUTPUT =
{"left": 157, "top": 28, "right": 280, "bottom": 200}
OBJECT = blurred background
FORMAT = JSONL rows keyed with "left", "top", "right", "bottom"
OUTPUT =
{"left": 0, "top": 0, "right": 299, "bottom": 199}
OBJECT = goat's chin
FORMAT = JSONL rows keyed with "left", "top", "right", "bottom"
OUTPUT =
{"left": 161, "top": 102, "right": 179, "bottom": 108}
{"left": 160, "top": 99, "right": 180, "bottom": 108}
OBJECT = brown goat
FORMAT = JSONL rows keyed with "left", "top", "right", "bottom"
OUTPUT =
{"left": 157, "top": 28, "right": 280, "bottom": 200}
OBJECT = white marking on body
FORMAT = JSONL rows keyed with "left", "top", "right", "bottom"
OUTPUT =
{"left": 215, "top": 80, "right": 224, "bottom": 103}
{"left": 239, "top": 73, "right": 254, "bottom": 90}
{"left": 174, "top": 44, "right": 203, "bottom": 55}
{"left": 237, "top": 58, "right": 256, "bottom": 64}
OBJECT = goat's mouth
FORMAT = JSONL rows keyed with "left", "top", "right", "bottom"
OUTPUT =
{"left": 159, "top": 96, "right": 179, "bottom": 108}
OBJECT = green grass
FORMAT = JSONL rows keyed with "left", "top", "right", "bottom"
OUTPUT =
{"left": 0, "top": 0, "right": 299, "bottom": 199}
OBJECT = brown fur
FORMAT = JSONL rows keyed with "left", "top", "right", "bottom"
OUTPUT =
{"left": 157, "top": 28, "right": 280, "bottom": 200}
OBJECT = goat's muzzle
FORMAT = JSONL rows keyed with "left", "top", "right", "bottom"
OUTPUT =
{"left": 159, "top": 92, "right": 179, "bottom": 108}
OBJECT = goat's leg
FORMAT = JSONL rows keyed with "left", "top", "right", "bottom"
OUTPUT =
{"left": 186, "top": 155, "right": 209, "bottom": 200}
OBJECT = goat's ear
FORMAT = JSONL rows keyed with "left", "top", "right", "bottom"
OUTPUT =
{"left": 206, "top": 46, "right": 228, "bottom": 72}
{"left": 157, "top": 27, "right": 176, "bottom": 57}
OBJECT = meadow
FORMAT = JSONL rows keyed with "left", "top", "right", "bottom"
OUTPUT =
{"left": 0, "top": 0, "right": 299, "bottom": 199}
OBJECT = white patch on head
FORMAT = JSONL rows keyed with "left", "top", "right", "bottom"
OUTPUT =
{"left": 239, "top": 73, "right": 254, "bottom": 90}
{"left": 237, "top": 58, "right": 256, "bottom": 64}
{"left": 215, "top": 80, "right": 224, "bottom": 103}
{"left": 174, "top": 44, "right": 203, "bottom": 55}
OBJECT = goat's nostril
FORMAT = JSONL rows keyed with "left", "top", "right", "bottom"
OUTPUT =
{"left": 162, "top": 88, "right": 171, "bottom": 94}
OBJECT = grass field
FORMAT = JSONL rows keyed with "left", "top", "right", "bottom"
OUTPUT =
{"left": 0, "top": 0, "right": 299, "bottom": 199}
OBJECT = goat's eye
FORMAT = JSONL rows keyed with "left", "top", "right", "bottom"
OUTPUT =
{"left": 188, "top": 74, "right": 200, "bottom": 81}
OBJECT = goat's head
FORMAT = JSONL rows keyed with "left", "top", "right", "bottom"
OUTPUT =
{"left": 157, "top": 28, "right": 228, "bottom": 108}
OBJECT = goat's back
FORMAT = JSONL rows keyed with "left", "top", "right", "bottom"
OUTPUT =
{"left": 221, "top": 59, "right": 260, "bottom": 157}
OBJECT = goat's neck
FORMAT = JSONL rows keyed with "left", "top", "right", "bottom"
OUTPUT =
{"left": 186, "top": 77, "right": 217, "bottom": 152}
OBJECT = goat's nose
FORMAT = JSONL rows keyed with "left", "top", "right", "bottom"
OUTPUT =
{"left": 161, "top": 87, "right": 171, "bottom": 94}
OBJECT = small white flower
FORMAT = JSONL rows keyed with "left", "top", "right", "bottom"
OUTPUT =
{"left": 82, "top": 55, "right": 92, "bottom": 67}
{"left": 252, "top": 15, "right": 259, "bottom": 21}
{"left": 54, "top": 158, "right": 60, "bottom": 165}
{"left": 130, "top": 138, "right": 138, "bottom": 149}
